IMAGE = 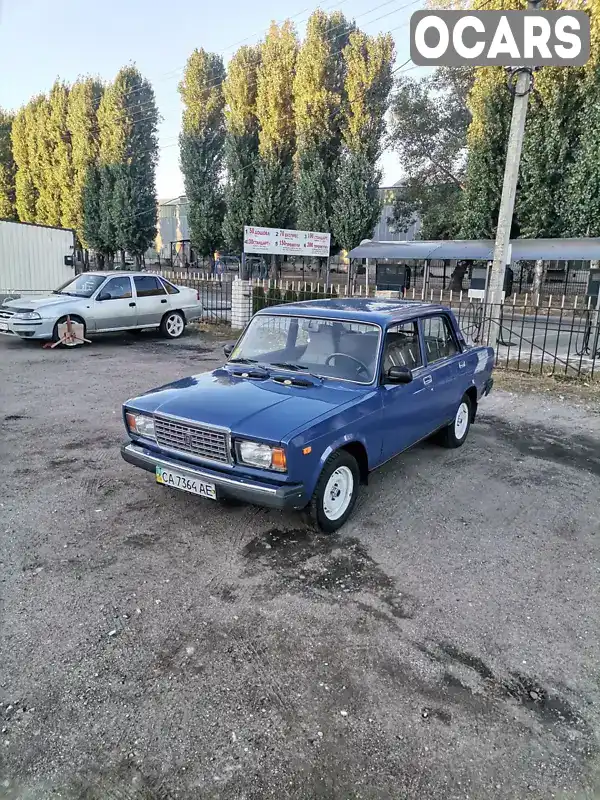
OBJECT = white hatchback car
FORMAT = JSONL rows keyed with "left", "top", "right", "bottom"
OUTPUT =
{"left": 0, "top": 271, "right": 203, "bottom": 343}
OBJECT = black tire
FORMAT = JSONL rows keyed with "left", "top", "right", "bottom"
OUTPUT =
{"left": 305, "top": 450, "right": 360, "bottom": 534}
{"left": 437, "top": 393, "right": 472, "bottom": 449}
{"left": 160, "top": 311, "right": 186, "bottom": 339}
{"left": 51, "top": 315, "right": 86, "bottom": 346}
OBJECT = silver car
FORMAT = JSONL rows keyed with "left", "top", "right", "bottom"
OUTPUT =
{"left": 0, "top": 271, "right": 202, "bottom": 343}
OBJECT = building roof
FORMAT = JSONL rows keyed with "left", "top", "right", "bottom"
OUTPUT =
{"left": 257, "top": 297, "right": 447, "bottom": 326}
{"left": 349, "top": 238, "right": 600, "bottom": 261}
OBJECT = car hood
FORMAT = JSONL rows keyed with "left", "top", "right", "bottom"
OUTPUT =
{"left": 126, "top": 369, "right": 369, "bottom": 443}
{"left": 3, "top": 295, "right": 75, "bottom": 311}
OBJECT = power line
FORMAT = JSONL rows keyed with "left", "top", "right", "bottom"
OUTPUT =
{"left": 122, "top": 0, "right": 420, "bottom": 128}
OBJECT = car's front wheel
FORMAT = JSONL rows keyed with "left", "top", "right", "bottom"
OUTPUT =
{"left": 160, "top": 311, "right": 186, "bottom": 339}
{"left": 52, "top": 315, "right": 86, "bottom": 347}
{"left": 438, "top": 394, "right": 472, "bottom": 448}
{"left": 306, "top": 450, "right": 360, "bottom": 533}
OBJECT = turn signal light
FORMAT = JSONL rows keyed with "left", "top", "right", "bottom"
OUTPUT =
{"left": 271, "top": 448, "right": 287, "bottom": 471}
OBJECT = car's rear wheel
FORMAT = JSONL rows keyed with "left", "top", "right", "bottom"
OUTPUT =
{"left": 160, "top": 311, "right": 186, "bottom": 339}
{"left": 306, "top": 450, "right": 359, "bottom": 533}
{"left": 52, "top": 315, "right": 86, "bottom": 347}
{"left": 438, "top": 393, "right": 472, "bottom": 449}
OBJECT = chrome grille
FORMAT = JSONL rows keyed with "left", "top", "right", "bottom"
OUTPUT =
{"left": 154, "top": 416, "right": 230, "bottom": 464}
{"left": 0, "top": 308, "right": 17, "bottom": 321}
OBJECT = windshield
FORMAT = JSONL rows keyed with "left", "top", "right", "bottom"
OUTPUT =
{"left": 54, "top": 274, "right": 106, "bottom": 298}
{"left": 230, "top": 314, "right": 381, "bottom": 384}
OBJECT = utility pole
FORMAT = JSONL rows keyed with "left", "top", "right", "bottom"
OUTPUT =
{"left": 486, "top": 0, "right": 542, "bottom": 348}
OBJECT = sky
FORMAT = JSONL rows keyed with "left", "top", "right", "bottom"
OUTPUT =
{"left": 0, "top": 0, "right": 428, "bottom": 201}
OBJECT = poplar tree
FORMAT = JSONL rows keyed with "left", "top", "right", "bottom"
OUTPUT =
{"left": 459, "top": 67, "right": 512, "bottom": 238}
{"left": 252, "top": 21, "right": 298, "bottom": 230}
{"left": 65, "top": 78, "right": 104, "bottom": 248}
{"left": 12, "top": 98, "right": 43, "bottom": 223}
{"left": 0, "top": 110, "right": 17, "bottom": 219}
{"left": 179, "top": 49, "right": 226, "bottom": 264}
{"left": 331, "top": 31, "right": 394, "bottom": 252}
{"left": 222, "top": 45, "right": 261, "bottom": 253}
{"left": 294, "top": 10, "right": 354, "bottom": 236}
{"left": 98, "top": 67, "right": 159, "bottom": 264}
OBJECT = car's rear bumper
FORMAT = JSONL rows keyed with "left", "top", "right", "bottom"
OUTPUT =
{"left": 121, "top": 442, "right": 307, "bottom": 510}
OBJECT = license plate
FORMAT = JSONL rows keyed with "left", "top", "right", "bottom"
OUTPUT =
{"left": 155, "top": 465, "right": 216, "bottom": 499}
{"left": 0, "top": 323, "right": 8, "bottom": 331}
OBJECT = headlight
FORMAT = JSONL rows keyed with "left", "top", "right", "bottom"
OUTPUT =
{"left": 236, "top": 440, "right": 287, "bottom": 472}
{"left": 14, "top": 311, "right": 42, "bottom": 320}
{"left": 125, "top": 412, "right": 156, "bottom": 440}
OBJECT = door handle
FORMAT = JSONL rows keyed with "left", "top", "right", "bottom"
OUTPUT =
{"left": 459, "top": 360, "right": 466, "bottom": 369}
{"left": 161, "top": 299, "right": 167, "bottom": 303}
{"left": 423, "top": 375, "right": 432, "bottom": 386}
{"left": 129, "top": 302, "right": 136, "bottom": 307}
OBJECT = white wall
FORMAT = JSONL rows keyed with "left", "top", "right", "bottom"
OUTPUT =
{"left": 0, "top": 221, "right": 75, "bottom": 291}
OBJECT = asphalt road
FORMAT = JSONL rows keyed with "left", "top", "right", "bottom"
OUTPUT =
{"left": 1, "top": 329, "right": 600, "bottom": 800}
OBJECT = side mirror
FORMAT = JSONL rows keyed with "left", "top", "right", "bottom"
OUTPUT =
{"left": 97, "top": 292, "right": 110, "bottom": 301}
{"left": 223, "top": 343, "right": 234, "bottom": 357}
{"left": 386, "top": 365, "right": 413, "bottom": 384}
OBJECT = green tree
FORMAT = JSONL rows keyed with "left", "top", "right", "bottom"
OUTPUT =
{"left": 98, "top": 67, "right": 159, "bottom": 265}
{"left": 65, "top": 78, "right": 104, "bottom": 248}
{"left": 331, "top": 30, "right": 394, "bottom": 252}
{"left": 179, "top": 49, "right": 226, "bottom": 265}
{"left": 459, "top": 67, "right": 513, "bottom": 238}
{"left": 294, "top": 10, "right": 354, "bottom": 237}
{"left": 222, "top": 45, "right": 261, "bottom": 253}
{"left": 12, "top": 98, "right": 43, "bottom": 223}
{"left": 252, "top": 21, "right": 298, "bottom": 232}
{"left": 389, "top": 66, "right": 474, "bottom": 239}
{"left": 82, "top": 163, "right": 105, "bottom": 262}
{"left": 36, "top": 86, "right": 64, "bottom": 227}
{"left": 0, "top": 109, "right": 17, "bottom": 219}
{"left": 564, "top": 0, "right": 600, "bottom": 237}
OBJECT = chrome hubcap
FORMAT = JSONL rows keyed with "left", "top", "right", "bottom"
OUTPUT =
{"left": 323, "top": 466, "right": 354, "bottom": 521}
{"left": 167, "top": 315, "right": 184, "bottom": 337}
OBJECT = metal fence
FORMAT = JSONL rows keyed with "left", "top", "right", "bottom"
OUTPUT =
{"left": 162, "top": 272, "right": 599, "bottom": 379}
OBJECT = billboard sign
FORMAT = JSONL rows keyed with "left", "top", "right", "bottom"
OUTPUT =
{"left": 243, "top": 226, "right": 331, "bottom": 257}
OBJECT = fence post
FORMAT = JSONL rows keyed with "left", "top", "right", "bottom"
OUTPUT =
{"left": 231, "top": 277, "right": 253, "bottom": 331}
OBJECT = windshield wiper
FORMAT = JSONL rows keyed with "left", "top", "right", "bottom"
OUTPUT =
{"left": 228, "top": 357, "right": 259, "bottom": 364}
{"left": 268, "top": 362, "right": 308, "bottom": 371}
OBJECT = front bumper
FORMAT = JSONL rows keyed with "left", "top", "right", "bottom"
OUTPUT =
{"left": 483, "top": 377, "right": 493, "bottom": 396}
{"left": 5, "top": 318, "right": 55, "bottom": 339}
{"left": 121, "top": 442, "right": 307, "bottom": 510}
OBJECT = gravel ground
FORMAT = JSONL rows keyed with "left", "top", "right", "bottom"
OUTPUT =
{"left": 1, "top": 329, "right": 599, "bottom": 800}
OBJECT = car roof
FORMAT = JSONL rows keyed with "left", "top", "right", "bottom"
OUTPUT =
{"left": 80, "top": 271, "right": 149, "bottom": 277}
{"left": 256, "top": 298, "right": 451, "bottom": 326}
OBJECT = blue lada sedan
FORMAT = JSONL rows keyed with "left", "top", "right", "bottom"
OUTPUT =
{"left": 121, "top": 299, "right": 494, "bottom": 532}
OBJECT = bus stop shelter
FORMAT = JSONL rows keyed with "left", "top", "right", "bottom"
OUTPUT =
{"left": 348, "top": 238, "right": 600, "bottom": 298}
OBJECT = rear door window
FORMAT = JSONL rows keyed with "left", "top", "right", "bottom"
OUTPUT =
{"left": 134, "top": 276, "right": 167, "bottom": 297}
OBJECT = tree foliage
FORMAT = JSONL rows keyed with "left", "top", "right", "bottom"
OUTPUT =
{"left": 253, "top": 21, "right": 298, "bottom": 229}
{"left": 388, "top": 66, "right": 473, "bottom": 238}
{"left": 179, "top": 49, "right": 226, "bottom": 260}
{"left": 65, "top": 78, "right": 104, "bottom": 246}
{"left": 0, "top": 109, "right": 17, "bottom": 219}
{"left": 223, "top": 45, "right": 261, "bottom": 252}
{"left": 331, "top": 30, "right": 394, "bottom": 252}
{"left": 564, "top": 0, "right": 600, "bottom": 236}
{"left": 294, "top": 10, "right": 354, "bottom": 234}
{"left": 97, "top": 66, "right": 159, "bottom": 261}
{"left": 12, "top": 98, "right": 43, "bottom": 223}
{"left": 459, "top": 67, "right": 513, "bottom": 238}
